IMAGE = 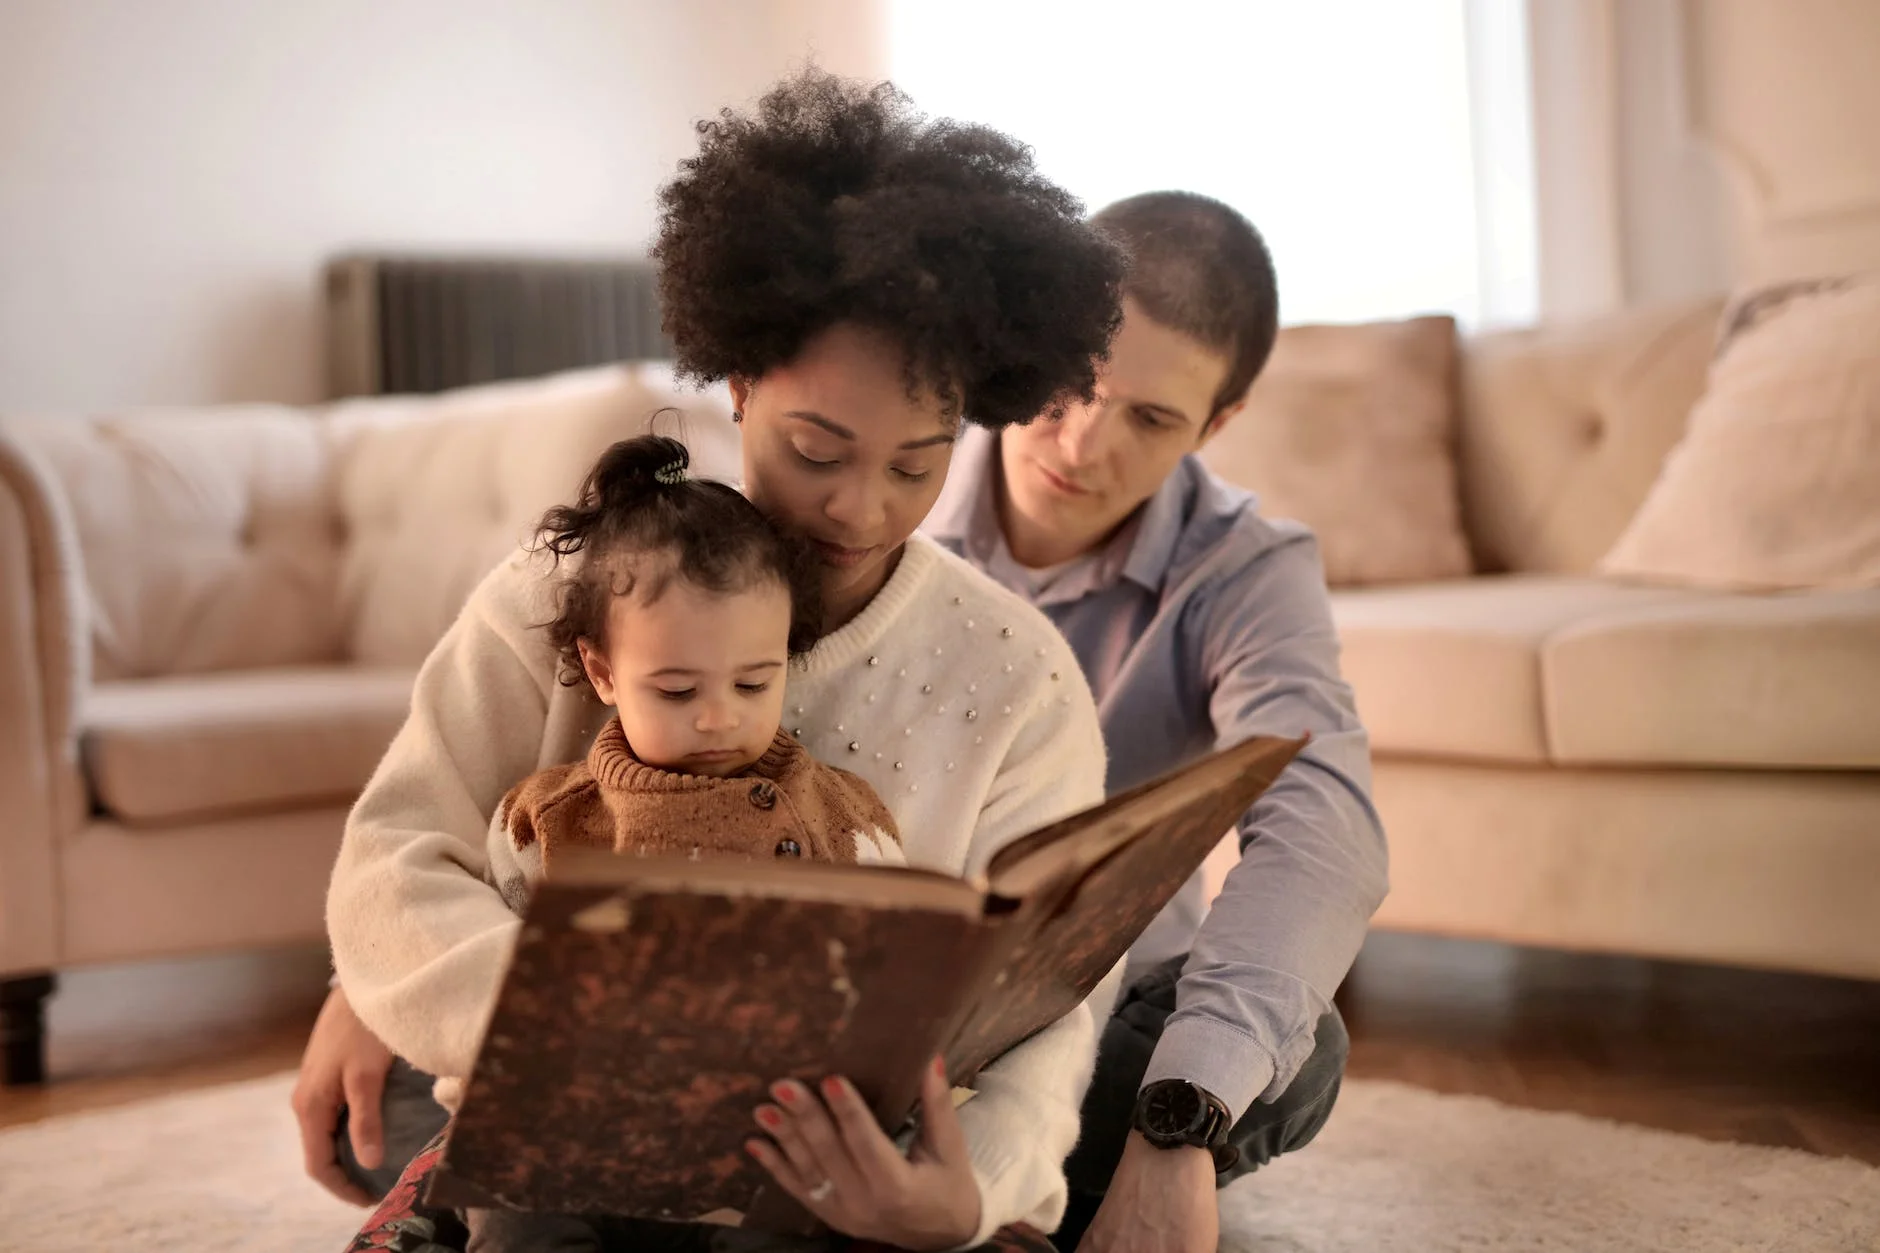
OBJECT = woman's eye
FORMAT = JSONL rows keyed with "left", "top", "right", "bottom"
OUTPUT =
{"left": 657, "top": 689, "right": 695, "bottom": 702}
{"left": 736, "top": 682, "right": 771, "bottom": 695}
{"left": 794, "top": 448, "right": 840, "bottom": 470}
{"left": 891, "top": 466, "right": 932, "bottom": 484}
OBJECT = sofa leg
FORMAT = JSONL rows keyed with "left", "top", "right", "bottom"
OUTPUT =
{"left": 1, "top": 972, "right": 57, "bottom": 1086}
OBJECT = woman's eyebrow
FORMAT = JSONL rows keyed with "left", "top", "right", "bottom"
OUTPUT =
{"left": 785, "top": 410, "right": 957, "bottom": 451}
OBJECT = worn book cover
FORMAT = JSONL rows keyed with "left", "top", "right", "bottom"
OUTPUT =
{"left": 426, "top": 732, "right": 1307, "bottom": 1225}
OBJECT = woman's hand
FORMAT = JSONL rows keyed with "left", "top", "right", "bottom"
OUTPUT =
{"left": 291, "top": 986, "right": 393, "bottom": 1205}
{"left": 747, "top": 1056, "right": 982, "bottom": 1251}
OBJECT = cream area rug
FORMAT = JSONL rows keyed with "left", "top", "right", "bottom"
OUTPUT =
{"left": 0, "top": 1074, "right": 1874, "bottom": 1252}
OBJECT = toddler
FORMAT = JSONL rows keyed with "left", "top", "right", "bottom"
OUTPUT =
{"left": 471, "top": 433, "right": 902, "bottom": 1252}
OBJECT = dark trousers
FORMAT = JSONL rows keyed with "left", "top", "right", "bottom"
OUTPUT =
{"left": 1050, "top": 955, "right": 1350, "bottom": 1251}
{"left": 336, "top": 1056, "right": 453, "bottom": 1199}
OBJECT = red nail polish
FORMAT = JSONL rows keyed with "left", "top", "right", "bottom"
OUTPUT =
{"left": 773, "top": 1082, "right": 798, "bottom": 1107}
{"left": 756, "top": 1106, "right": 782, "bottom": 1129}
{"left": 822, "top": 1076, "right": 846, "bottom": 1100}
{"left": 932, "top": 1057, "right": 946, "bottom": 1079}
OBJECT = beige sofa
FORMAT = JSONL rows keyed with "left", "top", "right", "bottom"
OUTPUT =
{"left": 0, "top": 365, "right": 739, "bottom": 1083}
{"left": 3, "top": 297, "right": 1875, "bottom": 1084}
{"left": 1326, "top": 297, "right": 1880, "bottom": 982}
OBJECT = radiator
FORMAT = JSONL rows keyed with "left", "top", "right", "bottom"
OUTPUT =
{"left": 324, "top": 254, "right": 670, "bottom": 397}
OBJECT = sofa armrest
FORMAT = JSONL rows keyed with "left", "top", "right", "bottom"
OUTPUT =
{"left": 0, "top": 428, "right": 89, "bottom": 975}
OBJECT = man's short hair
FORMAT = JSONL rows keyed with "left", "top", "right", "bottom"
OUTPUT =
{"left": 1091, "top": 191, "right": 1279, "bottom": 423}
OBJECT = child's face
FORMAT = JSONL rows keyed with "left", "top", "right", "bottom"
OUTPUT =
{"left": 578, "top": 574, "right": 793, "bottom": 777}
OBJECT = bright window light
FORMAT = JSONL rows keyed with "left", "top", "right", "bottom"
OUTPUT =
{"left": 888, "top": 0, "right": 1528, "bottom": 327}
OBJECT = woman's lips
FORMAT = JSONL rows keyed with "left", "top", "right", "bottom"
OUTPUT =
{"left": 812, "top": 539, "right": 875, "bottom": 568}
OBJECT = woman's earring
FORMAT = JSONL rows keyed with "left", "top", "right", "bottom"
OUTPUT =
{"left": 732, "top": 410, "right": 743, "bottom": 425}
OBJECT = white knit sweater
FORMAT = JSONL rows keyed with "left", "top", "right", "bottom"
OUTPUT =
{"left": 326, "top": 534, "right": 1115, "bottom": 1244}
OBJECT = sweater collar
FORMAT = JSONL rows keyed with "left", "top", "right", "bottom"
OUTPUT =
{"left": 795, "top": 533, "right": 943, "bottom": 677}
{"left": 587, "top": 718, "right": 803, "bottom": 794}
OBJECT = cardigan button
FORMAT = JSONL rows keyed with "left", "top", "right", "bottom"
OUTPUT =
{"left": 775, "top": 838, "right": 803, "bottom": 858}
{"left": 749, "top": 781, "right": 778, "bottom": 810}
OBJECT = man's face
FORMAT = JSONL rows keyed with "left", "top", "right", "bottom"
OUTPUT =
{"left": 998, "top": 298, "right": 1240, "bottom": 566}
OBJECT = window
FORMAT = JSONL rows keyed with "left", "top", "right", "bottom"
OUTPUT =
{"left": 888, "top": 0, "right": 1535, "bottom": 327}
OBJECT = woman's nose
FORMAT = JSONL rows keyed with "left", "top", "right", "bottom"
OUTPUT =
{"left": 823, "top": 475, "right": 886, "bottom": 534}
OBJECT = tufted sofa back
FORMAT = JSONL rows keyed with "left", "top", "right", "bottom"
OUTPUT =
{"left": 1455, "top": 297, "right": 1723, "bottom": 574}
{"left": 4, "top": 365, "right": 740, "bottom": 681}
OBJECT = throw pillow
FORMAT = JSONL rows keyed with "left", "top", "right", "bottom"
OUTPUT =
{"left": 1598, "top": 274, "right": 1880, "bottom": 591}
{"left": 1199, "top": 314, "right": 1472, "bottom": 586}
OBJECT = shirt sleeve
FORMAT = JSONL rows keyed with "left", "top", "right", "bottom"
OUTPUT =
{"left": 1142, "top": 526, "right": 1389, "bottom": 1120}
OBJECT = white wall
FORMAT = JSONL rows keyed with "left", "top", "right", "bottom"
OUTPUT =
{"left": 1554, "top": 0, "right": 1880, "bottom": 314}
{"left": 0, "top": 0, "right": 886, "bottom": 413}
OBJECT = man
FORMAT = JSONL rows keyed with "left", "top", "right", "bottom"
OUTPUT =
{"left": 922, "top": 191, "right": 1389, "bottom": 1253}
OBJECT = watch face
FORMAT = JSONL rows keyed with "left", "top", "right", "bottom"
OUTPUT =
{"left": 1142, "top": 1081, "right": 1207, "bottom": 1139}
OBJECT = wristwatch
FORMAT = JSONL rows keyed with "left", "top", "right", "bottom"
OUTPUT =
{"left": 1132, "top": 1079, "right": 1238, "bottom": 1171}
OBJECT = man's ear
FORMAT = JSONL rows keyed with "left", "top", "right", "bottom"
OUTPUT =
{"left": 1198, "top": 396, "right": 1250, "bottom": 449}
{"left": 577, "top": 639, "right": 617, "bottom": 706}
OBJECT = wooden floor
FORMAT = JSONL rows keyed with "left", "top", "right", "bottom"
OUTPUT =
{"left": 5, "top": 934, "right": 1879, "bottom": 1169}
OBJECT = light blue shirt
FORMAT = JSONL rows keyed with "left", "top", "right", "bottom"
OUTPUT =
{"left": 924, "top": 426, "right": 1389, "bottom": 1117}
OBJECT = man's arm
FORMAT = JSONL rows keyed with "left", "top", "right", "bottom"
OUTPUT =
{"left": 1143, "top": 526, "right": 1388, "bottom": 1118}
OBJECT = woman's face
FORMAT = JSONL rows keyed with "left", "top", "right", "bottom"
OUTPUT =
{"left": 733, "top": 323, "right": 959, "bottom": 628}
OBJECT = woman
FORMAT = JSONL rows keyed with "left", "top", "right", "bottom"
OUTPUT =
{"left": 305, "top": 71, "right": 1123, "bottom": 1251}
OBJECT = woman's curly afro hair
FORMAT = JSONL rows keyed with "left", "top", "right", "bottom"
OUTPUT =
{"left": 653, "top": 70, "right": 1125, "bottom": 429}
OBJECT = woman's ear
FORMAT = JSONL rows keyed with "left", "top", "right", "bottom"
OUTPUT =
{"left": 728, "top": 376, "right": 752, "bottom": 421}
{"left": 577, "top": 639, "right": 618, "bottom": 706}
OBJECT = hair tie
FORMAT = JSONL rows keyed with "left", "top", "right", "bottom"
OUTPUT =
{"left": 654, "top": 458, "right": 687, "bottom": 485}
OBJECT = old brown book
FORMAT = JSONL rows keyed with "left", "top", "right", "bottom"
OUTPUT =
{"left": 425, "top": 732, "right": 1307, "bottom": 1227}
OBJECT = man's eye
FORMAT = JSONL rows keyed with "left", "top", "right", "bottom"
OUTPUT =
{"left": 1134, "top": 407, "right": 1172, "bottom": 431}
{"left": 658, "top": 689, "right": 695, "bottom": 702}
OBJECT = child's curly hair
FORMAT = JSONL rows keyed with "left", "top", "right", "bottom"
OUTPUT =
{"left": 653, "top": 69, "right": 1125, "bottom": 426}
{"left": 535, "top": 435, "right": 823, "bottom": 689}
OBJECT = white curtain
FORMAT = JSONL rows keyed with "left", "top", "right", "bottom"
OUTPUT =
{"left": 887, "top": 0, "right": 1540, "bottom": 329}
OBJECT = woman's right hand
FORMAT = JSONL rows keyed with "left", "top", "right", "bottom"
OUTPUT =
{"left": 292, "top": 985, "right": 393, "bottom": 1206}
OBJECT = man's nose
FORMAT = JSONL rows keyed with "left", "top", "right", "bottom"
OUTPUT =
{"left": 1056, "top": 402, "right": 1107, "bottom": 467}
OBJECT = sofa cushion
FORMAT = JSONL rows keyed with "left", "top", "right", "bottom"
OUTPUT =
{"left": 1456, "top": 298, "right": 1720, "bottom": 575}
{"left": 1599, "top": 275, "right": 1880, "bottom": 592}
{"left": 329, "top": 364, "right": 739, "bottom": 667}
{"left": 1545, "top": 587, "right": 1880, "bottom": 769}
{"left": 1331, "top": 577, "right": 1693, "bottom": 764}
{"left": 1200, "top": 315, "right": 1473, "bottom": 586}
{"left": 83, "top": 666, "right": 414, "bottom": 825}
{"left": 6, "top": 409, "right": 344, "bottom": 681}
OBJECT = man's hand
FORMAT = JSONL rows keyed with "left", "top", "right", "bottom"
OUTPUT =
{"left": 1078, "top": 1131, "right": 1217, "bottom": 1253}
{"left": 291, "top": 986, "right": 394, "bottom": 1206}
{"left": 747, "top": 1055, "right": 982, "bottom": 1251}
